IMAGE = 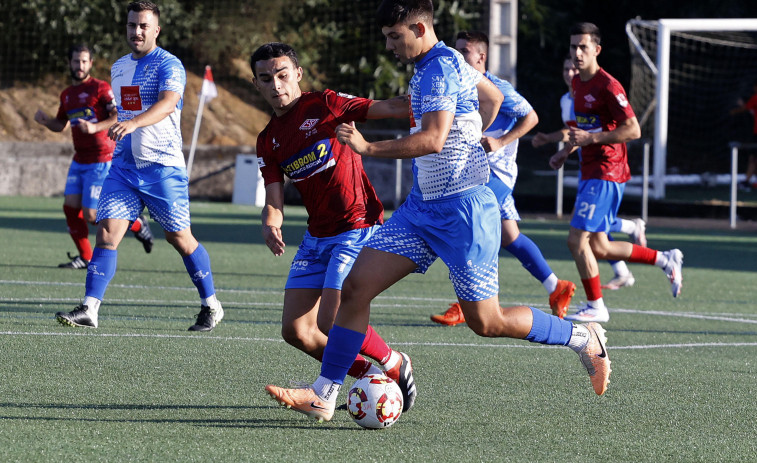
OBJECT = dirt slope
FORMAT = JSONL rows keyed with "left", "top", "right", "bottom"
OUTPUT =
{"left": 0, "top": 66, "right": 271, "bottom": 147}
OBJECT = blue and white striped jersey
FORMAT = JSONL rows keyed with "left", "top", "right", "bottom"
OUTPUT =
{"left": 110, "top": 47, "right": 186, "bottom": 169}
{"left": 484, "top": 71, "right": 533, "bottom": 189}
{"left": 408, "top": 41, "right": 488, "bottom": 200}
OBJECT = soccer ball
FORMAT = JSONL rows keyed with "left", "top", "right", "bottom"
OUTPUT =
{"left": 347, "top": 374, "right": 403, "bottom": 429}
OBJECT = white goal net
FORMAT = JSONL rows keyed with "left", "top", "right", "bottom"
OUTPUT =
{"left": 626, "top": 19, "right": 757, "bottom": 198}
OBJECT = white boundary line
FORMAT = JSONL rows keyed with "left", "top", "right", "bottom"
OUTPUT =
{"left": 0, "top": 331, "right": 755, "bottom": 351}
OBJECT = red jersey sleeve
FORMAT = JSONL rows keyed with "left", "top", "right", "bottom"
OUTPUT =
{"left": 256, "top": 127, "right": 284, "bottom": 186}
{"left": 602, "top": 78, "right": 636, "bottom": 124}
{"left": 55, "top": 93, "right": 69, "bottom": 123}
{"left": 321, "top": 89, "right": 372, "bottom": 124}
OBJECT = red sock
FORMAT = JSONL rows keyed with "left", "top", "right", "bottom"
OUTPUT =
{"left": 347, "top": 355, "right": 373, "bottom": 378}
{"left": 360, "top": 325, "right": 392, "bottom": 364}
{"left": 581, "top": 275, "right": 603, "bottom": 301}
{"left": 629, "top": 244, "right": 658, "bottom": 265}
{"left": 130, "top": 219, "right": 142, "bottom": 233}
{"left": 63, "top": 205, "right": 92, "bottom": 261}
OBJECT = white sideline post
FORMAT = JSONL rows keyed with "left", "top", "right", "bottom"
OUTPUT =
{"left": 730, "top": 143, "right": 739, "bottom": 229}
{"left": 232, "top": 154, "right": 265, "bottom": 207}
{"left": 556, "top": 141, "right": 564, "bottom": 218}
{"left": 642, "top": 140, "right": 650, "bottom": 223}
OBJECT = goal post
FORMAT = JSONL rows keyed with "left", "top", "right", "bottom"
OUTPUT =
{"left": 626, "top": 18, "right": 757, "bottom": 199}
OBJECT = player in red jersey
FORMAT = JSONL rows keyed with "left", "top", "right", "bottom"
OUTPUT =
{"left": 251, "top": 42, "right": 416, "bottom": 411}
{"left": 730, "top": 80, "right": 757, "bottom": 191}
{"left": 549, "top": 23, "right": 684, "bottom": 322}
{"left": 34, "top": 44, "right": 153, "bottom": 269}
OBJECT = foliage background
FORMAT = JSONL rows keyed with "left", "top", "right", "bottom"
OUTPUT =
{"left": 3, "top": 0, "right": 757, "bottom": 172}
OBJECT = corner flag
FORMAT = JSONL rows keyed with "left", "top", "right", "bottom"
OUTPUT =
{"left": 187, "top": 65, "right": 217, "bottom": 179}
{"left": 200, "top": 65, "right": 218, "bottom": 101}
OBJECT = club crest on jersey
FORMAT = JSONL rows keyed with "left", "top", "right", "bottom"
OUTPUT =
{"left": 583, "top": 94, "right": 596, "bottom": 103}
{"left": 300, "top": 119, "right": 320, "bottom": 130}
{"left": 615, "top": 93, "right": 629, "bottom": 108}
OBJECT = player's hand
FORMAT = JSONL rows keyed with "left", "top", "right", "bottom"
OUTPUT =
{"left": 33, "top": 110, "right": 48, "bottom": 125}
{"left": 77, "top": 119, "right": 96, "bottom": 134}
{"left": 531, "top": 132, "right": 550, "bottom": 148}
{"left": 108, "top": 120, "right": 137, "bottom": 141}
{"left": 568, "top": 126, "right": 593, "bottom": 147}
{"left": 262, "top": 224, "right": 285, "bottom": 256}
{"left": 549, "top": 148, "right": 570, "bottom": 170}
{"left": 480, "top": 135, "right": 505, "bottom": 153}
{"left": 335, "top": 122, "right": 369, "bottom": 155}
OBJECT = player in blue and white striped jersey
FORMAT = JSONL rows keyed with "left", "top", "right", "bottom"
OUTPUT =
{"left": 265, "top": 0, "right": 612, "bottom": 424}
{"left": 430, "top": 31, "right": 577, "bottom": 326}
{"left": 56, "top": 1, "right": 223, "bottom": 332}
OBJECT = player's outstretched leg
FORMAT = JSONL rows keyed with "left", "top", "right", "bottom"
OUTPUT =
{"left": 383, "top": 351, "right": 417, "bottom": 412}
{"left": 188, "top": 302, "right": 224, "bottom": 331}
{"left": 573, "top": 322, "right": 611, "bottom": 395}
{"left": 430, "top": 302, "right": 466, "bottom": 326}
{"left": 659, "top": 249, "right": 684, "bottom": 297}
{"left": 265, "top": 383, "right": 335, "bottom": 422}
{"left": 628, "top": 218, "right": 647, "bottom": 247}
{"left": 58, "top": 252, "right": 90, "bottom": 269}
{"left": 548, "top": 280, "right": 576, "bottom": 318}
{"left": 132, "top": 215, "right": 154, "bottom": 253}
{"left": 56, "top": 304, "right": 98, "bottom": 328}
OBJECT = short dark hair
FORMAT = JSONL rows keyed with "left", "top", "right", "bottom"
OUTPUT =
{"left": 127, "top": 1, "right": 160, "bottom": 19}
{"left": 570, "top": 22, "right": 601, "bottom": 45}
{"left": 250, "top": 42, "right": 300, "bottom": 78}
{"left": 376, "top": 0, "right": 434, "bottom": 28}
{"left": 456, "top": 30, "right": 489, "bottom": 51}
{"left": 68, "top": 44, "right": 92, "bottom": 61}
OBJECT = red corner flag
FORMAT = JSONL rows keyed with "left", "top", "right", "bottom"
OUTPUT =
{"left": 200, "top": 65, "right": 217, "bottom": 101}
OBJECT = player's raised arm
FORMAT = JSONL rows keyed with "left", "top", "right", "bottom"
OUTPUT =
{"left": 34, "top": 109, "right": 68, "bottom": 132}
{"left": 366, "top": 95, "right": 410, "bottom": 119}
{"left": 336, "top": 110, "right": 453, "bottom": 159}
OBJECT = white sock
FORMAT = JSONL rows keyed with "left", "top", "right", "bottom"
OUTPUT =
{"left": 82, "top": 296, "right": 101, "bottom": 313}
{"left": 201, "top": 294, "right": 220, "bottom": 308}
{"left": 312, "top": 376, "right": 340, "bottom": 403}
{"left": 611, "top": 260, "right": 630, "bottom": 277}
{"left": 567, "top": 324, "right": 591, "bottom": 352}
{"left": 619, "top": 218, "right": 637, "bottom": 235}
{"left": 588, "top": 298, "right": 606, "bottom": 310}
{"left": 654, "top": 251, "right": 668, "bottom": 268}
{"left": 542, "top": 273, "right": 558, "bottom": 294}
{"left": 382, "top": 350, "right": 401, "bottom": 370}
{"left": 364, "top": 364, "right": 383, "bottom": 376}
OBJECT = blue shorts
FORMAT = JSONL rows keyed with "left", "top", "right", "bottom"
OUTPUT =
{"left": 63, "top": 160, "right": 111, "bottom": 210}
{"left": 97, "top": 163, "right": 191, "bottom": 232}
{"left": 486, "top": 173, "right": 520, "bottom": 221}
{"left": 286, "top": 226, "right": 379, "bottom": 290}
{"left": 570, "top": 178, "right": 624, "bottom": 233}
{"left": 366, "top": 186, "right": 501, "bottom": 301}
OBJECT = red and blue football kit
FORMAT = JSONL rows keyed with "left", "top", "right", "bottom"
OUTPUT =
{"left": 257, "top": 89, "right": 383, "bottom": 237}
{"left": 572, "top": 68, "right": 636, "bottom": 183}
{"left": 56, "top": 77, "right": 116, "bottom": 164}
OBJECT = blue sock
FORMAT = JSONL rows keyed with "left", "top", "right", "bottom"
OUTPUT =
{"left": 505, "top": 234, "right": 553, "bottom": 283}
{"left": 609, "top": 220, "right": 622, "bottom": 233}
{"left": 606, "top": 233, "right": 618, "bottom": 266}
{"left": 525, "top": 307, "right": 573, "bottom": 346}
{"left": 182, "top": 243, "right": 215, "bottom": 299}
{"left": 321, "top": 325, "right": 366, "bottom": 385}
{"left": 85, "top": 248, "right": 117, "bottom": 300}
